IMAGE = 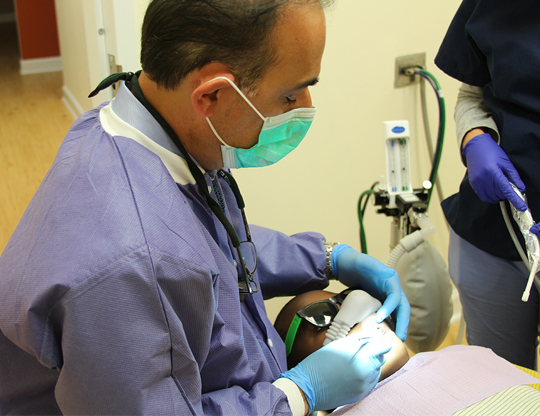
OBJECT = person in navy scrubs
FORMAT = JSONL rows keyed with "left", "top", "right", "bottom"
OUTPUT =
{"left": 435, "top": 0, "right": 540, "bottom": 369}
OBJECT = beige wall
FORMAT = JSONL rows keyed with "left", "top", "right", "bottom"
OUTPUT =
{"left": 55, "top": 0, "right": 92, "bottom": 114}
{"left": 55, "top": 0, "right": 150, "bottom": 113}
{"left": 233, "top": 1, "right": 465, "bottom": 322}
{"left": 55, "top": 1, "right": 465, "bottom": 323}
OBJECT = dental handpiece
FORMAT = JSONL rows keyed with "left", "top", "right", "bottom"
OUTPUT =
{"left": 323, "top": 290, "right": 382, "bottom": 346}
{"left": 509, "top": 184, "right": 540, "bottom": 302}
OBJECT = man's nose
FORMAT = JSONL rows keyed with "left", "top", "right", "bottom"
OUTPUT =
{"left": 295, "top": 88, "right": 313, "bottom": 109}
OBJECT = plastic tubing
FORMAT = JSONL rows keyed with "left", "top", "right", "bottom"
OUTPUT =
{"left": 499, "top": 201, "right": 540, "bottom": 299}
{"left": 357, "top": 189, "right": 377, "bottom": 254}
{"left": 417, "top": 214, "right": 436, "bottom": 240}
{"left": 387, "top": 242, "right": 407, "bottom": 269}
{"left": 323, "top": 290, "right": 382, "bottom": 345}
{"left": 414, "top": 69, "right": 446, "bottom": 208}
{"left": 387, "top": 215, "right": 435, "bottom": 268}
{"left": 523, "top": 258, "right": 539, "bottom": 302}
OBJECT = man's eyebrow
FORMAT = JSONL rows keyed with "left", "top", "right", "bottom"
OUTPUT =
{"left": 289, "top": 77, "right": 320, "bottom": 92}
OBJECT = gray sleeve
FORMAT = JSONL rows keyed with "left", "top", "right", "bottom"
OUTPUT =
{"left": 455, "top": 83, "right": 500, "bottom": 164}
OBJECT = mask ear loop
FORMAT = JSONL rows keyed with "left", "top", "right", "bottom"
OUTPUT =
{"left": 205, "top": 77, "right": 266, "bottom": 151}
{"left": 206, "top": 117, "right": 231, "bottom": 147}
{"left": 211, "top": 76, "right": 267, "bottom": 121}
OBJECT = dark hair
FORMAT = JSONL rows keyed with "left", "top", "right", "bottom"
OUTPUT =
{"left": 140, "top": 0, "right": 333, "bottom": 93}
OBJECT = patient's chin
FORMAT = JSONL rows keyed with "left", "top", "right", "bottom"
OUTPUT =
{"left": 347, "top": 313, "right": 410, "bottom": 381}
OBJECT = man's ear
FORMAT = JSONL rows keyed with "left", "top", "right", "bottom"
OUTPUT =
{"left": 192, "top": 76, "right": 234, "bottom": 118}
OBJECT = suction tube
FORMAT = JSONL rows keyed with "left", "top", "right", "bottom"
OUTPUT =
{"left": 323, "top": 290, "right": 382, "bottom": 346}
{"left": 387, "top": 212, "right": 436, "bottom": 268}
{"left": 414, "top": 69, "right": 446, "bottom": 208}
{"left": 500, "top": 201, "right": 540, "bottom": 301}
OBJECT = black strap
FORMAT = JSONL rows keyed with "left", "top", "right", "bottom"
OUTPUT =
{"left": 88, "top": 72, "right": 243, "bottom": 248}
{"left": 218, "top": 170, "right": 245, "bottom": 209}
{"left": 218, "top": 170, "right": 251, "bottom": 242}
{"left": 88, "top": 72, "right": 134, "bottom": 98}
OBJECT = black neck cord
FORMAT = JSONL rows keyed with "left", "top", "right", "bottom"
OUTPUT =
{"left": 90, "top": 71, "right": 244, "bottom": 248}
{"left": 132, "top": 72, "right": 245, "bottom": 249}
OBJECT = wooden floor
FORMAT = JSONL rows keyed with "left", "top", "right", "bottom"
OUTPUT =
{"left": 0, "top": 22, "right": 74, "bottom": 254}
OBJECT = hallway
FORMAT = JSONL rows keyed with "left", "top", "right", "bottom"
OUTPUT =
{"left": 0, "top": 21, "right": 73, "bottom": 253}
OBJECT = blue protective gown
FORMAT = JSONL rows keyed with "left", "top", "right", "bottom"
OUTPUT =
{"left": 0, "top": 83, "right": 329, "bottom": 415}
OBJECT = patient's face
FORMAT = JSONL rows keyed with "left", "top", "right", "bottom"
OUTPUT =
{"left": 282, "top": 290, "right": 409, "bottom": 379}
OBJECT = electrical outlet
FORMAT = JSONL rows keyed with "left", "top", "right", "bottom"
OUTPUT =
{"left": 394, "top": 52, "right": 426, "bottom": 88}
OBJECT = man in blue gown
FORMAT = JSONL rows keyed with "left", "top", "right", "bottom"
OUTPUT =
{"left": 0, "top": 1, "right": 410, "bottom": 414}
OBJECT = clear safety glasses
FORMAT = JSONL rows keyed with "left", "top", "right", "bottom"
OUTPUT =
{"left": 284, "top": 288, "right": 355, "bottom": 356}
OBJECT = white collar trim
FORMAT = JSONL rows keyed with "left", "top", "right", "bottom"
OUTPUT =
{"left": 99, "top": 103, "right": 203, "bottom": 185}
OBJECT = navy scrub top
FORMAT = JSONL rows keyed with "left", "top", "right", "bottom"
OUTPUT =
{"left": 435, "top": 0, "right": 540, "bottom": 261}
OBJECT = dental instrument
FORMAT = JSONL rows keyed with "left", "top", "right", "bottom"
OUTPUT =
{"left": 508, "top": 183, "right": 540, "bottom": 302}
{"left": 323, "top": 290, "right": 382, "bottom": 345}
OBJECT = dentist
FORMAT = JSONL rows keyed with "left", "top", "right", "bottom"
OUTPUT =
{"left": 0, "top": 1, "right": 409, "bottom": 414}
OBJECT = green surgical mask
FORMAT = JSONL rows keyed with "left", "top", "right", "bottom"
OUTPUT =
{"left": 206, "top": 77, "right": 316, "bottom": 169}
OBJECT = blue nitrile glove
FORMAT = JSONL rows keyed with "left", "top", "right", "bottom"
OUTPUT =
{"left": 280, "top": 334, "right": 392, "bottom": 414}
{"left": 331, "top": 244, "right": 410, "bottom": 342}
{"left": 462, "top": 133, "right": 527, "bottom": 211}
{"left": 531, "top": 224, "right": 540, "bottom": 239}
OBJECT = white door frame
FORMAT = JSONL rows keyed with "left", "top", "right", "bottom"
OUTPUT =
{"left": 85, "top": 0, "right": 145, "bottom": 107}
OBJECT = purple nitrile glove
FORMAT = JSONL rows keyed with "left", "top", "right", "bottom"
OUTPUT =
{"left": 530, "top": 224, "right": 540, "bottom": 239}
{"left": 462, "top": 133, "right": 527, "bottom": 211}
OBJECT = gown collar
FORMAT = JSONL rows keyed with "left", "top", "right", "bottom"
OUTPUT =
{"left": 100, "top": 82, "right": 204, "bottom": 185}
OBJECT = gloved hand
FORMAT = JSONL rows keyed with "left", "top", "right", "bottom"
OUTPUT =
{"left": 530, "top": 224, "right": 540, "bottom": 239}
{"left": 462, "top": 133, "right": 527, "bottom": 211}
{"left": 280, "top": 334, "right": 392, "bottom": 414}
{"left": 331, "top": 244, "right": 410, "bottom": 341}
